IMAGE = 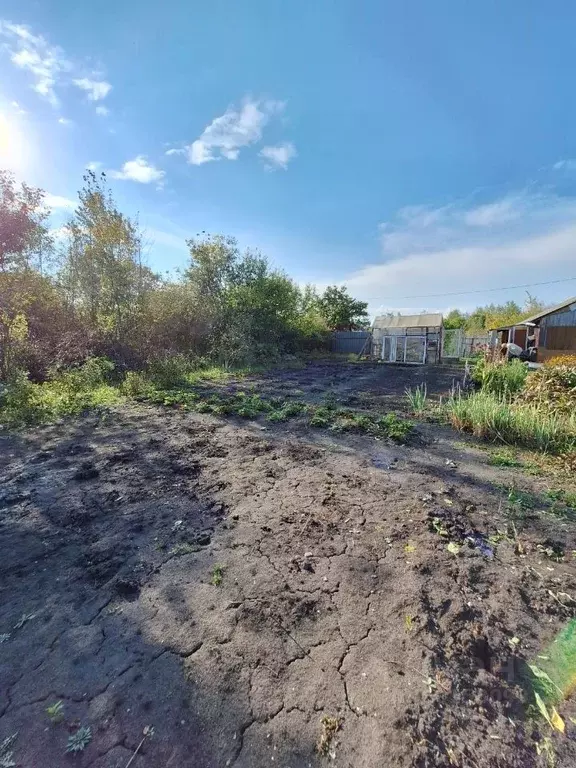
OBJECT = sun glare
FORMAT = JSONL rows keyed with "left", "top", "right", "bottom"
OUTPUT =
{"left": 0, "top": 111, "right": 27, "bottom": 172}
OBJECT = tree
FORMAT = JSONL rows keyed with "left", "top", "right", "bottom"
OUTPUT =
{"left": 443, "top": 309, "right": 467, "bottom": 330}
{"left": 60, "top": 172, "right": 157, "bottom": 340}
{"left": 317, "top": 285, "right": 369, "bottom": 330}
{"left": 0, "top": 170, "right": 53, "bottom": 273}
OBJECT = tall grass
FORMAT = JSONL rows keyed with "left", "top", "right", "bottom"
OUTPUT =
{"left": 405, "top": 384, "right": 428, "bottom": 416}
{"left": 445, "top": 389, "right": 576, "bottom": 454}
{"left": 472, "top": 357, "right": 528, "bottom": 396}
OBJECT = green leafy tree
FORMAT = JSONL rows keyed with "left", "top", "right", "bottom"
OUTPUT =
{"left": 60, "top": 172, "right": 157, "bottom": 339}
{"left": 444, "top": 309, "right": 468, "bottom": 329}
{"left": 318, "top": 285, "right": 369, "bottom": 330}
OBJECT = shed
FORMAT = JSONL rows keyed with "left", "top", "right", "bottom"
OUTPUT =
{"left": 492, "top": 296, "right": 576, "bottom": 362}
{"left": 372, "top": 313, "right": 443, "bottom": 364}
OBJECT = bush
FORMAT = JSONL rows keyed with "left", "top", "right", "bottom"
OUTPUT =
{"left": 147, "top": 355, "right": 192, "bottom": 389}
{"left": 522, "top": 356, "right": 576, "bottom": 414}
{"left": 445, "top": 389, "right": 576, "bottom": 454}
{"left": 472, "top": 356, "right": 528, "bottom": 396}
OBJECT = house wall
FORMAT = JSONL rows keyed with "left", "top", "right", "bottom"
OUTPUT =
{"left": 537, "top": 309, "right": 576, "bottom": 361}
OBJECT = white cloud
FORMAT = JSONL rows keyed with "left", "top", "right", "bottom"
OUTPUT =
{"left": 10, "top": 100, "right": 26, "bottom": 114}
{"left": 0, "top": 20, "right": 70, "bottom": 106}
{"left": 165, "top": 147, "right": 185, "bottom": 156}
{"left": 57, "top": 116, "right": 72, "bottom": 125}
{"left": 95, "top": 105, "right": 109, "bottom": 116}
{"left": 0, "top": 20, "right": 112, "bottom": 112}
{"left": 109, "top": 156, "right": 165, "bottom": 184}
{"left": 86, "top": 161, "right": 102, "bottom": 171}
{"left": 187, "top": 97, "right": 285, "bottom": 165}
{"left": 73, "top": 78, "right": 111, "bottom": 101}
{"left": 45, "top": 193, "right": 75, "bottom": 210}
{"left": 325, "top": 190, "right": 576, "bottom": 315}
{"left": 259, "top": 141, "right": 297, "bottom": 171}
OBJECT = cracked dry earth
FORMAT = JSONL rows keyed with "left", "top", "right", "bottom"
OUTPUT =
{"left": 1, "top": 365, "right": 576, "bottom": 767}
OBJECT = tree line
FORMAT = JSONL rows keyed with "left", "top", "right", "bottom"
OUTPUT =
{"left": 0, "top": 170, "right": 369, "bottom": 380}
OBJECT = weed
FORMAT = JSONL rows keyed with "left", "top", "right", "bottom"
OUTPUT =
{"left": 430, "top": 517, "right": 449, "bottom": 537}
{"left": 404, "top": 543, "right": 416, "bottom": 555}
{"left": 0, "top": 733, "right": 17, "bottom": 768}
{"left": 0, "top": 634, "right": 10, "bottom": 643}
{"left": 46, "top": 700, "right": 64, "bottom": 724}
{"left": 404, "top": 614, "right": 414, "bottom": 631}
{"left": 316, "top": 715, "right": 341, "bottom": 756}
{"left": 169, "top": 543, "right": 199, "bottom": 556}
{"left": 487, "top": 449, "right": 523, "bottom": 468}
{"left": 66, "top": 726, "right": 92, "bottom": 754}
{"left": 210, "top": 564, "right": 224, "bottom": 586}
{"left": 405, "top": 384, "right": 428, "bottom": 416}
{"left": 535, "top": 737, "right": 556, "bottom": 768}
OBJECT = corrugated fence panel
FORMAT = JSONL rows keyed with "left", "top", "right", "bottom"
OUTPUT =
{"left": 330, "top": 331, "right": 371, "bottom": 354}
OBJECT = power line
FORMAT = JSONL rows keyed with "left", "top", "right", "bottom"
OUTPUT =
{"left": 366, "top": 276, "right": 576, "bottom": 302}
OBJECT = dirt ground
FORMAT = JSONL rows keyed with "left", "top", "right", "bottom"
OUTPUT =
{"left": 1, "top": 361, "right": 575, "bottom": 767}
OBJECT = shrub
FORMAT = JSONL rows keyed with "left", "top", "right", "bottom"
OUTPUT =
{"left": 121, "top": 371, "right": 154, "bottom": 398}
{"left": 472, "top": 356, "right": 528, "bottom": 396}
{"left": 147, "top": 355, "right": 192, "bottom": 389}
{"left": 522, "top": 356, "right": 576, "bottom": 414}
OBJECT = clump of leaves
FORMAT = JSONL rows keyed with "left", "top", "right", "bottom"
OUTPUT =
{"left": 46, "top": 700, "right": 64, "bottom": 724}
{"left": 0, "top": 733, "right": 17, "bottom": 768}
{"left": 66, "top": 726, "right": 92, "bottom": 754}
{"left": 404, "top": 614, "right": 414, "bottom": 632}
{"left": 210, "top": 564, "right": 224, "bottom": 587}
{"left": 446, "top": 541, "right": 460, "bottom": 555}
{"left": 404, "top": 543, "right": 416, "bottom": 555}
{"left": 316, "top": 715, "right": 341, "bottom": 756}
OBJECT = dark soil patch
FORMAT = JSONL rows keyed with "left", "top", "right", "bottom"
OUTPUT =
{"left": 0, "top": 363, "right": 575, "bottom": 767}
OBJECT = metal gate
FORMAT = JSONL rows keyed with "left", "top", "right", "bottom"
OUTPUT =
{"left": 381, "top": 335, "right": 426, "bottom": 364}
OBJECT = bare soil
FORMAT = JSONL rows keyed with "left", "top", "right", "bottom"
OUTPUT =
{"left": 1, "top": 362, "right": 575, "bottom": 767}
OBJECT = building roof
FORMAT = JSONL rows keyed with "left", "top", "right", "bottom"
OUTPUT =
{"left": 522, "top": 296, "right": 576, "bottom": 324}
{"left": 491, "top": 296, "right": 576, "bottom": 331}
{"left": 373, "top": 312, "right": 443, "bottom": 330}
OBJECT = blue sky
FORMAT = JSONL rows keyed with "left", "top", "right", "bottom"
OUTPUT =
{"left": 1, "top": 1, "right": 576, "bottom": 314}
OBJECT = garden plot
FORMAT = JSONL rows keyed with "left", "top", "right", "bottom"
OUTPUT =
{"left": 0, "top": 362, "right": 575, "bottom": 768}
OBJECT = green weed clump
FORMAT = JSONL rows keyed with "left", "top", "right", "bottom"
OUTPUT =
{"left": 405, "top": 384, "right": 428, "bottom": 416}
{"left": 444, "top": 390, "right": 576, "bottom": 454}
{"left": 522, "top": 356, "right": 576, "bottom": 415}
{"left": 0, "top": 358, "right": 122, "bottom": 427}
{"left": 472, "top": 357, "right": 528, "bottom": 396}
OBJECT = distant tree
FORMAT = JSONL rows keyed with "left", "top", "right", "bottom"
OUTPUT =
{"left": 318, "top": 285, "right": 369, "bottom": 330}
{"left": 443, "top": 309, "right": 468, "bottom": 330}
{"left": 0, "top": 170, "right": 53, "bottom": 273}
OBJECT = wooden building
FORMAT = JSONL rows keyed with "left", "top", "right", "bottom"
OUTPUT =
{"left": 493, "top": 296, "right": 576, "bottom": 362}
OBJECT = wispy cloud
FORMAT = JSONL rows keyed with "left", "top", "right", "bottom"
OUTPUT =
{"left": 0, "top": 20, "right": 112, "bottom": 112}
{"left": 553, "top": 159, "right": 576, "bottom": 172}
{"left": 109, "top": 156, "right": 165, "bottom": 185}
{"left": 259, "top": 141, "right": 297, "bottom": 171}
{"left": 57, "top": 116, "right": 72, "bottom": 125}
{"left": 95, "top": 105, "right": 109, "bottom": 117}
{"left": 165, "top": 147, "right": 186, "bottom": 157}
{"left": 188, "top": 97, "right": 285, "bottom": 165}
{"left": 73, "top": 77, "right": 111, "bottom": 101}
{"left": 10, "top": 100, "right": 26, "bottom": 114}
{"left": 45, "top": 193, "right": 75, "bottom": 210}
{"left": 325, "top": 190, "right": 576, "bottom": 314}
{"left": 0, "top": 20, "right": 70, "bottom": 107}
{"left": 86, "top": 161, "right": 102, "bottom": 171}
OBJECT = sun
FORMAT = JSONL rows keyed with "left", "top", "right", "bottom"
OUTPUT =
{"left": 0, "top": 111, "right": 27, "bottom": 172}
